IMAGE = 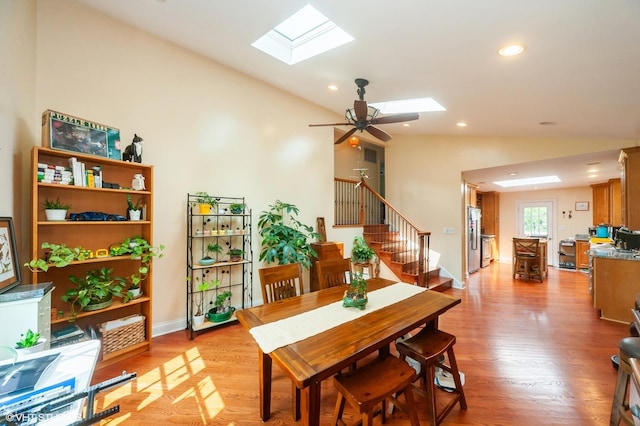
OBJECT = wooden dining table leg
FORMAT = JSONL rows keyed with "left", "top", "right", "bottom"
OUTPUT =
{"left": 259, "top": 349, "right": 272, "bottom": 421}
{"left": 300, "top": 380, "right": 322, "bottom": 426}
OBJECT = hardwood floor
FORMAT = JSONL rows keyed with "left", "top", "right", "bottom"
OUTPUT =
{"left": 92, "top": 262, "right": 629, "bottom": 425}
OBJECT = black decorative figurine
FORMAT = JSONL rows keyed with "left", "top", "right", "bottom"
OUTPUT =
{"left": 123, "top": 134, "right": 143, "bottom": 163}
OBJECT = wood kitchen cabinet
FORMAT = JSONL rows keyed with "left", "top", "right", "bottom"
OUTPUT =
{"left": 591, "top": 178, "right": 621, "bottom": 226}
{"left": 620, "top": 146, "right": 640, "bottom": 229}
{"left": 576, "top": 240, "right": 590, "bottom": 270}
{"left": 309, "top": 242, "right": 344, "bottom": 292}
{"left": 478, "top": 191, "right": 500, "bottom": 259}
{"left": 592, "top": 256, "right": 640, "bottom": 323}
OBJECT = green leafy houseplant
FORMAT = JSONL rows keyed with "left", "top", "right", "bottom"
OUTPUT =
{"left": 351, "top": 236, "right": 376, "bottom": 264}
{"left": 229, "top": 203, "right": 244, "bottom": 214}
{"left": 42, "top": 197, "right": 71, "bottom": 210}
{"left": 24, "top": 242, "right": 86, "bottom": 272}
{"left": 204, "top": 243, "right": 223, "bottom": 261}
{"left": 192, "top": 278, "right": 214, "bottom": 317}
{"left": 127, "top": 194, "right": 143, "bottom": 212}
{"left": 228, "top": 248, "right": 244, "bottom": 262}
{"left": 114, "top": 236, "right": 164, "bottom": 291}
{"left": 257, "top": 200, "right": 321, "bottom": 269}
{"left": 15, "top": 329, "right": 41, "bottom": 349}
{"left": 343, "top": 272, "right": 368, "bottom": 310}
{"left": 62, "top": 267, "right": 127, "bottom": 318}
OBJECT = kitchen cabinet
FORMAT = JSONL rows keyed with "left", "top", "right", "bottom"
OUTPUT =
{"left": 620, "top": 146, "right": 640, "bottom": 229}
{"left": 592, "top": 256, "right": 640, "bottom": 323}
{"left": 576, "top": 240, "right": 590, "bottom": 270}
{"left": 309, "top": 242, "right": 344, "bottom": 292}
{"left": 465, "top": 183, "right": 477, "bottom": 207}
{"left": 478, "top": 191, "right": 500, "bottom": 259}
{"left": 591, "top": 178, "right": 621, "bottom": 226}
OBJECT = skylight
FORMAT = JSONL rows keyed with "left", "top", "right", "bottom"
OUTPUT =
{"left": 493, "top": 175, "right": 561, "bottom": 188}
{"left": 252, "top": 5, "right": 353, "bottom": 65}
{"left": 370, "top": 98, "right": 446, "bottom": 114}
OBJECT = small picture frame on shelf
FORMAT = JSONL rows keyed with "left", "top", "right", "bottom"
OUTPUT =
{"left": 0, "top": 217, "right": 21, "bottom": 295}
{"left": 575, "top": 201, "right": 589, "bottom": 211}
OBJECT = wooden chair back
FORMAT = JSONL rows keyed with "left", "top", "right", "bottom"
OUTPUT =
{"left": 513, "top": 238, "right": 540, "bottom": 259}
{"left": 258, "top": 263, "right": 304, "bottom": 303}
{"left": 316, "top": 257, "right": 351, "bottom": 290}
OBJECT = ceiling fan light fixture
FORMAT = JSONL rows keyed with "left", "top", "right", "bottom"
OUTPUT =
{"left": 349, "top": 136, "right": 359, "bottom": 148}
{"left": 345, "top": 105, "right": 379, "bottom": 124}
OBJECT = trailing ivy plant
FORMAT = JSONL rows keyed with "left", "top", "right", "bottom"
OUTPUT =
{"left": 62, "top": 267, "right": 128, "bottom": 318}
{"left": 24, "top": 242, "right": 85, "bottom": 272}
{"left": 257, "top": 200, "right": 320, "bottom": 269}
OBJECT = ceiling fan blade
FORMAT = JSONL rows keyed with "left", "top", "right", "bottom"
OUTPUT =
{"left": 370, "top": 112, "right": 419, "bottom": 125}
{"left": 335, "top": 128, "right": 357, "bottom": 145}
{"left": 354, "top": 100, "right": 368, "bottom": 121}
{"left": 309, "top": 122, "right": 350, "bottom": 127}
{"left": 365, "top": 125, "right": 392, "bottom": 142}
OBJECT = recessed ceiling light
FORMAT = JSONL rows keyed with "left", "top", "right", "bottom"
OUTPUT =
{"left": 588, "top": 174, "right": 598, "bottom": 178}
{"left": 494, "top": 175, "right": 561, "bottom": 188}
{"left": 252, "top": 5, "right": 354, "bottom": 65}
{"left": 509, "top": 172, "right": 518, "bottom": 176}
{"left": 370, "top": 97, "right": 445, "bottom": 114}
{"left": 328, "top": 84, "right": 338, "bottom": 91}
{"left": 402, "top": 123, "right": 411, "bottom": 127}
{"left": 498, "top": 44, "right": 526, "bottom": 57}
{"left": 456, "top": 122, "right": 467, "bottom": 127}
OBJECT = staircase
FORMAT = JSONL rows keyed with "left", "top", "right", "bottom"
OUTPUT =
{"left": 362, "top": 224, "right": 452, "bottom": 292}
{"left": 334, "top": 177, "right": 452, "bottom": 292}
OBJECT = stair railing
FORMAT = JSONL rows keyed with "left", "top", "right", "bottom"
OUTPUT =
{"left": 334, "top": 177, "right": 431, "bottom": 286}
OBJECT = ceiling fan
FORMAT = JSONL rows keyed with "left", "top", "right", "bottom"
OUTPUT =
{"left": 309, "top": 78, "right": 419, "bottom": 145}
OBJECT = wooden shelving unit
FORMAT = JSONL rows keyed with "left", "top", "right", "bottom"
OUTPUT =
{"left": 30, "top": 147, "right": 154, "bottom": 369}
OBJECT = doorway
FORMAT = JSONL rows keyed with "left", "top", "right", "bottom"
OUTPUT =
{"left": 516, "top": 200, "right": 556, "bottom": 266}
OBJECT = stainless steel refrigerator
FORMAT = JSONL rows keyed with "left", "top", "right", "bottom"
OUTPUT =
{"left": 468, "top": 206, "right": 481, "bottom": 273}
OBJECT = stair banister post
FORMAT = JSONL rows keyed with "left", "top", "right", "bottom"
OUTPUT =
{"left": 417, "top": 231, "right": 430, "bottom": 288}
{"left": 359, "top": 178, "right": 366, "bottom": 225}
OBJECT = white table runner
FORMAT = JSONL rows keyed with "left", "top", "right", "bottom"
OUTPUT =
{"left": 249, "top": 282, "right": 426, "bottom": 353}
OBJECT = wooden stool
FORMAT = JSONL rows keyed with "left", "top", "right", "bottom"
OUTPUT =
{"left": 332, "top": 356, "right": 420, "bottom": 426}
{"left": 611, "top": 337, "right": 640, "bottom": 425}
{"left": 396, "top": 328, "right": 467, "bottom": 425}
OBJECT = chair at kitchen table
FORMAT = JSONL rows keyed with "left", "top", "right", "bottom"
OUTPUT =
{"left": 258, "top": 263, "right": 304, "bottom": 419}
{"left": 512, "top": 238, "right": 542, "bottom": 282}
{"left": 316, "top": 257, "right": 351, "bottom": 290}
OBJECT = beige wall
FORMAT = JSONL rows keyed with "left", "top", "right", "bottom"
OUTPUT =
{"left": 3, "top": 0, "right": 638, "bottom": 335}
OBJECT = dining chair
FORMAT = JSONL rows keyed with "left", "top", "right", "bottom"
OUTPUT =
{"left": 512, "top": 238, "right": 542, "bottom": 282}
{"left": 258, "top": 263, "right": 304, "bottom": 303}
{"left": 316, "top": 257, "right": 351, "bottom": 290}
{"left": 257, "top": 263, "right": 304, "bottom": 419}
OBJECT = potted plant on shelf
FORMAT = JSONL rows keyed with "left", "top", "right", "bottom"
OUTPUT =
{"left": 350, "top": 236, "right": 376, "bottom": 275}
{"left": 111, "top": 236, "right": 164, "bottom": 298}
{"left": 206, "top": 287, "right": 234, "bottom": 322}
{"left": 43, "top": 197, "right": 71, "bottom": 221}
{"left": 191, "top": 278, "right": 213, "bottom": 327}
{"left": 342, "top": 272, "right": 368, "bottom": 310}
{"left": 24, "top": 242, "right": 86, "bottom": 272}
{"left": 257, "top": 200, "right": 321, "bottom": 269}
{"left": 127, "top": 194, "right": 143, "bottom": 221}
{"left": 195, "top": 192, "right": 218, "bottom": 215}
{"left": 62, "top": 267, "right": 128, "bottom": 319}
{"left": 229, "top": 203, "right": 245, "bottom": 214}
{"left": 228, "top": 247, "right": 244, "bottom": 262}
{"left": 199, "top": 243, "right": 222, "bottom": 266}
{"left": 15, "top": 329, "right": 46, "bottom": 354}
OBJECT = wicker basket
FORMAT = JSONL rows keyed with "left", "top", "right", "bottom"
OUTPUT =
{"left": 100, "top": 314, "right": 146, "bottom": 357}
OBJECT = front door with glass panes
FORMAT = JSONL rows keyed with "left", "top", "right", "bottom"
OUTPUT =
{"left": 516, "top": 201, "right": 556, "bottom": 267}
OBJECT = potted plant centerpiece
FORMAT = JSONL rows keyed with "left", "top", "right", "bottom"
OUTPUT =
{"left": 206, "top": 289, "right": 233, "bottom": 322}
{"left": 62, "top": 267, "right": 128, "bottom": 318}
{"left": 199, "top": 243, "right": 222, "bottom": 266}
{"left": 43, "top": 197, "right": 71, "bottom": 221}
{"left": 195, "top": 192, "right": 217, "bottom": 215}
{"left": 351, "top": 236, "right": 376, "bottom": 275}
{"left": 15, "top": 329, "right": 46, "bottom": 354}
{"left": 343, "top": 272, "right": 368, "bottom": 310}
{"left": 257, "top": 200, "right": 321, "bottom": 269}
{"left": 127, "top": 194, "right": 143, "bottom": 221}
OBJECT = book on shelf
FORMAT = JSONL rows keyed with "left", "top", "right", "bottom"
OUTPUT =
{"left": 50, "top": 325, "right": 88, "bottom": 349}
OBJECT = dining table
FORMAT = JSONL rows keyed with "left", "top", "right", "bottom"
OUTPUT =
{"left": 236, "top": 277, "right": 461, "bottom": 426}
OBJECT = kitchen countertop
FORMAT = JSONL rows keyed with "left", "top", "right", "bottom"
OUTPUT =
{"left": 590, "top": 247, "right": 640, "bottom": 261}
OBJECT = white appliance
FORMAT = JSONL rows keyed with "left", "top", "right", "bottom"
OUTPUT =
{"left": 468, "top": 207, "right": 481, "bottom": 273}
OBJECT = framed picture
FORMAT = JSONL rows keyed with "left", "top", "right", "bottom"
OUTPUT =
{"left": 41, "top": 110, "right": 121, "bottom": 160}
{"left": 575, "top": 201, "right": 589, "bottom": 211}
{"left": 316, "top": 217, "right": 326, "bottom": 242}
{"left": 0, "top": 217, "right": 21, "bottom": 294}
